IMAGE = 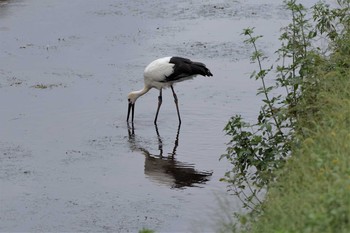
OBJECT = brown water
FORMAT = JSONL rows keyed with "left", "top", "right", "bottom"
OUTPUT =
{"left": 0, "top": 0, "right": 320, "bottom": 232}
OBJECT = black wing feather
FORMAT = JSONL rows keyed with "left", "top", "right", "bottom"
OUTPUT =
{"left": 166, "top": 57, "right": 213, "bottom": 82}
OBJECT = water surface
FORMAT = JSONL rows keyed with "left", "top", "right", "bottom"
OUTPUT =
{"left": 0, "top": 0, "right": 318, "bottom": 232}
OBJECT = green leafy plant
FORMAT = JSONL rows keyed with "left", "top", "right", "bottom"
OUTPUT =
{"left": 221, "top": 0, "right": 313, "bottom": 210}
{"left": 220, "top": 0, "right": 349, "bottom": 212}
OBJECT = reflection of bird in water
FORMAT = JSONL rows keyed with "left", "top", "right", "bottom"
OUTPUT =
{"left": 127, "top": 123, "right": 212, "bottom": 189}
{"left": 127, "top": 56, "right": 213, "bottom": 124}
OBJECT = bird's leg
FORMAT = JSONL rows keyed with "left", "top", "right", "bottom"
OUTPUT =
{"left": 154, "top": 124, "right": 163, "bottom": 157}
{"left": 171, "top": 85, "right": 181, "bottom": 125}
{"left": 154, "top": 89, "right": 162, "bottom": 124}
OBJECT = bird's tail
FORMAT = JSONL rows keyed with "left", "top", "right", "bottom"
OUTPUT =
{"left": 191, "top": 62, "right": 213, "bottom": 77}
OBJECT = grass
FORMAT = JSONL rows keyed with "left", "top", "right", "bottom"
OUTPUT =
{"left": 247, "top": 33, "right": 350, "bottom": 233}
{"left": 139, "top": 228, "right": 155, "bottom": 233}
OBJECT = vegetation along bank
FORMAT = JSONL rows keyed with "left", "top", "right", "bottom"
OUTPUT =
{"left": 221, "top": 0, "right": 350, "bottom": 232}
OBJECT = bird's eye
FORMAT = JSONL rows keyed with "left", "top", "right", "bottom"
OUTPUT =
{"left": 128, "top": 98, "right": 131, "bottom": 102}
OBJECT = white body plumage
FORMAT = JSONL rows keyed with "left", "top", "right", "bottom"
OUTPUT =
{"left": 144, "top": 57, "right": 196, "bottom": 90}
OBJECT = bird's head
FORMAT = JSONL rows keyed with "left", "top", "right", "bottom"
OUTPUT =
{"left": 127, "top": 87, "right": 151, "bottom": 123}
{"left": 127, "top": 92, "right": 139, "bottom": 104}
{"left": 127, "top": 91, "right": 138, "bottom": 122}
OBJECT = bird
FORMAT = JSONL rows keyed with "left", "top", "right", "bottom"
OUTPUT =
{"left": 127, "top": 56, "right": 213, "bottom": 125}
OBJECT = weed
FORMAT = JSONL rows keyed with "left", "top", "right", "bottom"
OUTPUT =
{"left": 139, "top": 228, "right": 155, "bottom": 233}
{"left": 221, "top": 0, "right": 316, "bottom": 211}
{"left": 221, "top": 0, "right": 350, "bottom": 231}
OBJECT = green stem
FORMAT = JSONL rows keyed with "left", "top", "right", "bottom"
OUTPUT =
{"left": 248, "top": 33, "right": 284, "bottom": 136}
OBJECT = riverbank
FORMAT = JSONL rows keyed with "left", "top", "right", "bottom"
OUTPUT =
{"left": 249, "top": 16, "right": 350, "bottom": 233}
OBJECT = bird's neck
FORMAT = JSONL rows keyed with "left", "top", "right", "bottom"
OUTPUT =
{"left": 130, "top": 86, "right": 151, "bottom": 102}
{"left": 136, "top": 86, "right": 151, "bottom": 96}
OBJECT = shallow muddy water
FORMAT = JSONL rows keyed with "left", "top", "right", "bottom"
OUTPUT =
{"left": 0, "top": 0, "right": 322, "bottom": 232}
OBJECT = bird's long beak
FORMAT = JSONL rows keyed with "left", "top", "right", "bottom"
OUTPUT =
{"left": 127, "top": 102, "right": 135, "bottom": 122}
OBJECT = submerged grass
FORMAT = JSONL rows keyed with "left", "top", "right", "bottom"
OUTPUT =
{"left": 248, "top": 32, "right": 350, "bottom": 232}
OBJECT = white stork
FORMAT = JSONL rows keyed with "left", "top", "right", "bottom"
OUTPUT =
{"left": 127, "top": 56, "right": 213, "bottom": 124}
